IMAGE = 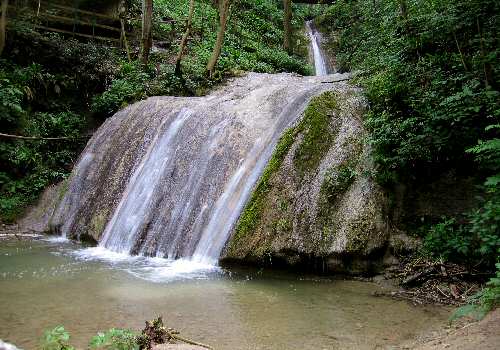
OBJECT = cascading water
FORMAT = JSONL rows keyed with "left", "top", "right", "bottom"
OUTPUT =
{"left": 306, "top": 20, "right": 328, "bottom": 76}
{"left": 50, "top": 72, "right": 348, "bottom": 266}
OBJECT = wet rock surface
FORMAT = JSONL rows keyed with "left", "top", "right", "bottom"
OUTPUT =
{"left": 22, "top": 72, "right": 352, "bottom": 262}
{"left": 222, "top": 88, "right": 392, "bottom": 273}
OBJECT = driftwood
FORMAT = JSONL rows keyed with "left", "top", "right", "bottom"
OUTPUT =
{"left": 402, "top": 266, "right": 436, "bottom": 286}
{"left": 138, "top": 317, "right": 213, "bottom": 350}
{"left": 375, "top": 258, "right": 485, "bottom": 306}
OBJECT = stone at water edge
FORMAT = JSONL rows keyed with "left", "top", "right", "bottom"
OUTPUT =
{"left": 0, "top": 340, "right": 21, "bottom": 350}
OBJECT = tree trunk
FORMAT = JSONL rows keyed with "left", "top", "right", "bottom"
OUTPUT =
{"left": 399, "top": 0, "right": 408, "bottom": 21}
{"left": 283, "top": 0, "right": 292, "bottom": 53}
{"left": 0, "top": 0, "right": 8, "bottom": 56}
{"left": 140, "top": 0, "right": 153, "bottom": 65}
{"left": 206, "top": 0, "right": 231, "bottom": 77}
{"left": 175, "top": 0, "right": 196, "bottom": 75}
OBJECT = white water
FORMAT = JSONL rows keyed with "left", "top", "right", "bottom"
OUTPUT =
{"left": 306, "top": 20, "right": 328, "bottom": 76}
{"left": 100, "top": 109, "right": 192, "bottom": 253}
{"left": 72, "top": 246, "right": 219, "bottom": 283}
{"left": 0, "top": 340, "right": 21, "bottom": 350}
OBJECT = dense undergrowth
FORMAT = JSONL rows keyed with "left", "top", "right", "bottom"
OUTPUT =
{"left": 317, "top": 0, "right": 499, "bottom": 315}
{"left": 0, "top": 31, "right": 117, "bottom": 220}
{"left": 0, "top": 0, "right": 319, "bottom": 221}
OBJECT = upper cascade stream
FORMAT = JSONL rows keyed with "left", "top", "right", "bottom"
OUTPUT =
{"left": 306, "top": 20, "right": 329, "bottom": 76}
{"left": 49, "top": 72, "right": 350, "bottom": 264}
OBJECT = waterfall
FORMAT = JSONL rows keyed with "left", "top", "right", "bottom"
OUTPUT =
{"left": 51, "top": 73, "right": 349, "bottom": 264}
{"left": 306, "top": 20, "right": 328, "bottom": 76}
{"left": 99, "top": 109, "right": 192, "bottom": 253}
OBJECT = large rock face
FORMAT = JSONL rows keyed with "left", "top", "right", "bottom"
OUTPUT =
{"left": 221, "top": 89, "right": 391, "bottom": 273}
{"left": 21, "top": 72, "right": 393, "bottom": 272}
{"left": 22, "top": 73, "right": 360, "bottom": 261}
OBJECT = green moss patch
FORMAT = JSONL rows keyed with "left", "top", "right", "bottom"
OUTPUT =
{"left": 293, "top": 91, "right": 340, "bottom": 176}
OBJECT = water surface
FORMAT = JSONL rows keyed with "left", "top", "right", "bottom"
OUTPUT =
{"left": 0, "top": 238, "right": 448, "bottom": 349}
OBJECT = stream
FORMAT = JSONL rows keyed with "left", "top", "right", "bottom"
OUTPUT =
{"left": 0, "top": 20, "right": 451, "bottom": 350}
{"left": 0, "top": 238, "right": 449, "bottom": 349}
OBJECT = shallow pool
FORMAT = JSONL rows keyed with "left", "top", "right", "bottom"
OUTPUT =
{"left": 0, "top": 238, "right": 449, "bottom": 349}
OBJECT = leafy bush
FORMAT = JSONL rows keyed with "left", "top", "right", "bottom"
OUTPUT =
{"left": 41, "top": 326, "right": 74, "bottom": 350}
{"left": 452, "top": 263, "right": 500, "bottom": 320}
{"left": 41, "top": 327, "right": 140, "bottom": 350}
{"left": 423, "top": 190, "right": 500, "bottom": 268}
{"left": 317, "top": 0, "right": 500, "bottom": 184}
{"left": 91, "top": 62, "right": 149, "bottom": 117}
{"left": 89, "top": 328, "right": 139, "bottom": 350}
{"left": 0, "top": 61, "right": 86, "bottom": 221}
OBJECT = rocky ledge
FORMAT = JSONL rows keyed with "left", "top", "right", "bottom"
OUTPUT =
{"left": 221, "top": 88, "right": 400, "bottom": 274}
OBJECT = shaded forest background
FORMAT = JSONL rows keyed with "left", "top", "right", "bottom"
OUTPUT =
{"left": 0, "top": 0, "right": 319, "bottom": 221}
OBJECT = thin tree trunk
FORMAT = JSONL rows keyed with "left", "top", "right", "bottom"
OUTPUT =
{"left": 121, "top": 19, "right": 131, "bottom": 62}
{"left": 477, "top": 17, "right": 491, "bottom": 87}
{"left": 0, "top": 0, "right": 8, "bottom": 56}
{"left": 206, "top": 0, "right": 230, "bottom": 77}
{"left": 175, "top": 0, "right": 196, "bottom": 75}
{"left": 399, "top": 0, "right": 408, "bottom": 20}
{"left": 140, "top": 0, "right": 153, "bottom": 65}
{"left": 283, "top": 0, "right": 292, "bottom": 53}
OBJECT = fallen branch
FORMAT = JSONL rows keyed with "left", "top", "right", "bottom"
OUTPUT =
{"left": 321, "top": 78, "right": 351, "bottom": 83}
{"left": 0, "top": 132, "right": 89, "bottom": 140}
{"left": 139, "top": 317, "right": 214, "bottom": 350}
{"left": 168, "top": 332, "right": 213, "bottom": 350}
{"left": 402, "top": 266, "right": 435, "bottom": 286}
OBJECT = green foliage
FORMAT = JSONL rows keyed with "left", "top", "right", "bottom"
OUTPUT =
{"left": 452, "top": 263, "right": 500, "bottom": 320}
{"left": 0, "top": 60, "right": 87, "bottom": 221}
{"left": 41, "top": 326, "right": 74, "bottom": 350}
{"left": 91, "top": 62, "right": 149, "bottom": 117}
{"left": 423, "top": 188, "right": 500, "bottom": 268}
{"left": 317, "top": 0, "right": 500, "bottom": 184}
{"left": 424, "top": 116, "right": 500, "bottom": 269}
{"left": 89, "top": 329, "right": 139, "bottom": 350}
{"left": 41, "top": 327, "right": 140, "bottom": 350}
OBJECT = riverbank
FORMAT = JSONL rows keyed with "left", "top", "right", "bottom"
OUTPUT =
{"left": 401, "top": 309, "right": 500, "bottom": 349}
